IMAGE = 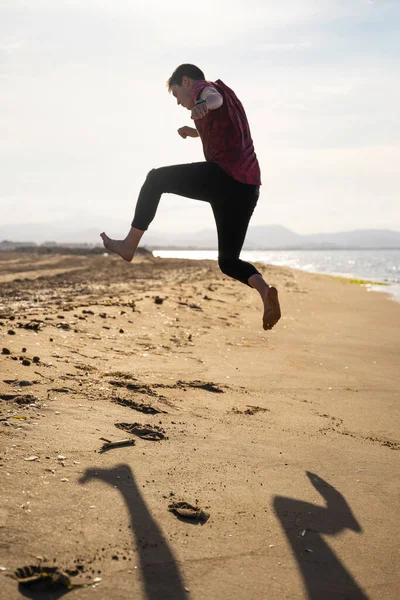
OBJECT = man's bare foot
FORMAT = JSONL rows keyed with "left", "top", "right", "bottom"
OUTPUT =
{"left": 100, "top": 232, "right": 135, "bottom": 262}
{"left": 263, "top": 286, "right": 281, "bottom": 330}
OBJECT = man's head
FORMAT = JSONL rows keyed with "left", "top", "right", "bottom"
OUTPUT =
{"left": 167, "top": 64, "right": 205, "bottom": 110}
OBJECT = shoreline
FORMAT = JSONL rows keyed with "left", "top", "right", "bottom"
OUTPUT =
{"left": 151, "top": 249, "right": 400, "bottom": 302}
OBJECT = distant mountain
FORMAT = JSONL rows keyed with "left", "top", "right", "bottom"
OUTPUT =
{"left": 0, "top": 221, "right": 399, "bottom": 250}
{"left": 149, "top": 226, "right": 400, "bottom": 250}
{"left": 0, "top": 222, "right": 115, "bottom": 246}
{"left": 141, "top": 225, "right": 301, "bottom": 249}
{"left": 243, "top": 225, "right": 302, "bottom": 248}
{"left": 301, "top": 229, "right": 400, "bottom": 249}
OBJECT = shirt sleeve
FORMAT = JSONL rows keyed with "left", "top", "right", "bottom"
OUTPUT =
{"left": 191, "top": 81, "right": 215, "bottom": 103}
{"left": 199, "top": 86, "right": 223, "bottom": 104}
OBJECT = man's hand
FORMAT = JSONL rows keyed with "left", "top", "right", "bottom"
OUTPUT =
{"left": 191, "top": 101, "right": 209, "bottom": 121}
{"left": 177, "top": 126, "right": 199, "bottom": 139}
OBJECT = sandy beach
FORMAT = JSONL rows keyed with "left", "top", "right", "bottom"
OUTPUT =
{"left": 0, "top": 251, "right": 399, "bottom": 600}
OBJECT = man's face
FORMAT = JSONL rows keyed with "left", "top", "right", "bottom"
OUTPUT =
{"left": 170, "top": 77, "right": 195, "bottom": 110}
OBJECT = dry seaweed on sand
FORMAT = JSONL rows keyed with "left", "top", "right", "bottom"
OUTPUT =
{"left": 111, "top": 396, "right": 167, "bottom": 414}
{"left": 115, "top": 422, "right": 167, "bottom": 441}
{"left": 176, "top": 380, "right": 224, "bottom": 393}
{"left": 168, "top": 501, "right": 210, "bottom": 523}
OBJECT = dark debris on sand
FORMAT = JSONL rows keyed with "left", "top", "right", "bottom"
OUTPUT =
{"left": 115, "top": 422, "right": 167, "bottom": 441}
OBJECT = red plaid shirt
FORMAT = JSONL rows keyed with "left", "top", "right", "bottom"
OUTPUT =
{"left": 191, "top": 79, "right": 261, "bottom": 186}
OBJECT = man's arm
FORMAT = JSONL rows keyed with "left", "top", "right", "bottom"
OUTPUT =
{"left": 191, "top": 86, "right": 223, "bottom": 120}
{"left": 199, "top": 85, "right": 223, "bottom": 110}
{"left": 179, "top": 86, "right": 224, "bottom": 137}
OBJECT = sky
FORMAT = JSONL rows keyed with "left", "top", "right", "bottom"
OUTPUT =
{"left": 1, "top": 0, "right": 399, "bottom": 238}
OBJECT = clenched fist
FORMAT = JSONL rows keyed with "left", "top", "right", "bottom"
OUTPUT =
{"left": 177, "top": 126, "right": 199, "bottom": 139}
{"left": 191, "top": 100, "right": 209, "bottom": 120}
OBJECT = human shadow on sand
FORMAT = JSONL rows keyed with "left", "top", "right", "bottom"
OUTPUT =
{"left": 17, "top": 464, "right": 187, "bottom": 600}
{"left": 273, "top": 471, "right": 369, "bottom": 599}
{"left": 79, "top": 464, "right": 187, "bottom": 600}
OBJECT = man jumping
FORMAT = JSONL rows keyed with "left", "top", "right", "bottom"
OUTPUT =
{"left": 101, "top": 64, "right": 281, "bottom": 330}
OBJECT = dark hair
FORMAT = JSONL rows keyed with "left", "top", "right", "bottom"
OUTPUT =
{"left": 167, "top": 64, "right": 205, "bottom": 91}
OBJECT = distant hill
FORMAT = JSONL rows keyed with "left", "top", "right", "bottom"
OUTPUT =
{"left": 150, "top": 226, "right": 400, "bottom": 249}
{"left": 0, "top": 221, "right": 399, "bottom": 250}
{"left": 300, "top": 229, "right": 400, "bottom": 249}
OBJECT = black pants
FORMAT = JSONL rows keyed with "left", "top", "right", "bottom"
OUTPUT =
{"left": 132, "top": 161, "right": 261, "bottom": 285}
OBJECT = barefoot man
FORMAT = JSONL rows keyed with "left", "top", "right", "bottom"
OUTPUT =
{"left": 101, "top": 64, "right": 281, "bottom": 330}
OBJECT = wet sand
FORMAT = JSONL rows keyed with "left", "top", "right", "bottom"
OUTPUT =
{"left": 0, "top": 251, "right": 399, "bottom": 599}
